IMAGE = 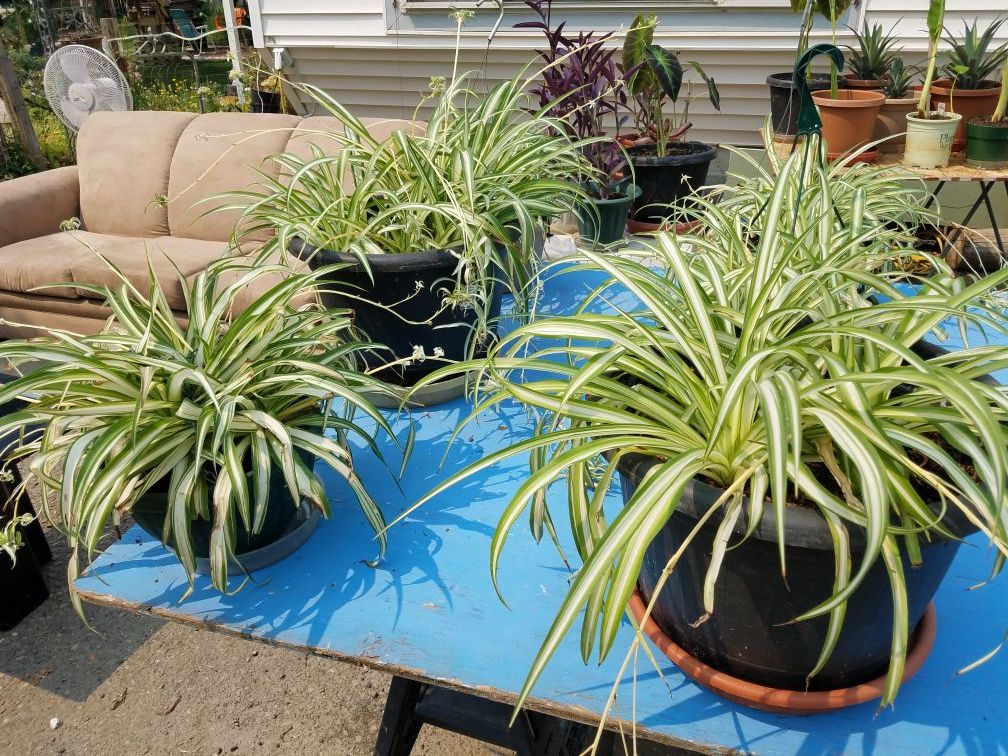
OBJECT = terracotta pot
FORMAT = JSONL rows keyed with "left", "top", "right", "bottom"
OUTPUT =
{"left": 628, "top": 592, "right": 937, "bottom": 715}
{"left": 845, "top": 74, "right": 883, "bottom": 91}
{"left": 626, "top": 218, "right": 702, "bottom": 235}
{"left": 928, "top": 78, "right": 1001, "bottom": 151}
{"left": 875, "top": 97, "right": 918, "bottom": 153}
{"left": 812, "top": 89, "right": 885, "bottom": 156}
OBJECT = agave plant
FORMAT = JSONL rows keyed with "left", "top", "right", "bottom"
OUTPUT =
{"left": 943, "top": 17, "right": 1008, "bottom": 90}
{"left": 404, "top": 147, "right": 1008, "bottom": 712}
{"left": 845, "top": 21, "right": 901, "bottom": 81}
{"left": 0, "top": 255, "right": 402, "bottom": 615}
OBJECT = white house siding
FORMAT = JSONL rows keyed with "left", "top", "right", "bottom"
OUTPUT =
{"left": 251, "top": 0, "right": 1008, "bottom": 147}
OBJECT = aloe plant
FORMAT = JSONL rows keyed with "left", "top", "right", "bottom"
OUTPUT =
{"left": 881, "top": 58, "right": 920, "bottom": 100}
{"left": 0, "top": 255, "right": 403, "bottom": 615}
{"left": 918, "top": 0, "right": 947, "bottom": 117}
{"left": 845, "top": 21, "right": 901, "bottom": 81}
{"left": 402, "top": 146, "right": 1008, "bottom": 714}
{"left": 943, "top": 17, "right": 1008, "bottom": 90}
{"left": 621, "top": 14, "right": 720, "bottom": 157}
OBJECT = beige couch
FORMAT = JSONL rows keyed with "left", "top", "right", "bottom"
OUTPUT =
{"left": 0, "top": 110, "right": 414, "bottom": 338}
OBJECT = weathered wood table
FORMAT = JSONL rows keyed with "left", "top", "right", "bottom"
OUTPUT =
{"left": 75, "top": 269, "right": 1008, "bottom": 755}
{"left": 873, "top": 154, "right": 1008, "bottom": 253}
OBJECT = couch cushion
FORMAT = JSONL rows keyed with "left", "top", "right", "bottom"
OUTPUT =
{"left": 69, "top": 235, "right": 229, "bottom": 310}
{"left": 0, "top": 230, "right": 132, "bottom": 299}
{"left": 167, "top": 112, "right": 301, "bottom": 243}
{"left": 77, "top": 111, "right": 198, "bottom": 237}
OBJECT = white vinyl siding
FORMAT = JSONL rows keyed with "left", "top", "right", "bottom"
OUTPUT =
{"left": 252, "top": 0, "right": 1007, "bottom": 146}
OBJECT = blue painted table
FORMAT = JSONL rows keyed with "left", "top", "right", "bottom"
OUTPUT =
{"left": 75, "top": 269, "right": 1008, "bottom": 755}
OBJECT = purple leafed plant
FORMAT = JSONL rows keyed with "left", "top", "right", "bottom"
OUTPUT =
{"left": 516, "top": 0, "right": 632, "bottom": 199}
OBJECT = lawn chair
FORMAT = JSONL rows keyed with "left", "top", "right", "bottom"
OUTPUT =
{"left": 168, "top": 8, "right": 205, "bottom": 55}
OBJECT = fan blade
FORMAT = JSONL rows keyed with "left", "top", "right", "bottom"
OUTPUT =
{"left": 93, "top": 80, "right": 129, "bottom": 112}
{"left": 59, "top": 52, "right": 93, "bottom": 86}
{"left": 59, "top": 97, "right": 88, "bottom": 129}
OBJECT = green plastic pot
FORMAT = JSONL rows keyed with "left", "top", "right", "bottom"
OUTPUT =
{"left": 576, "top": 184, "right": 642, "bottom": 245}
{"left": 966, "top": 120, "right": 1008, "bottom": 169}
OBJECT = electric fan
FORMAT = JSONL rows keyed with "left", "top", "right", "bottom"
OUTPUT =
{"left": 43, "top": 45, "right": 133, "bottom": 131}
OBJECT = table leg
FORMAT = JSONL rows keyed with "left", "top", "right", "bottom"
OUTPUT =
{"left": 981, "top": 181, "right": 1005, "bottom": 254}
{"left": 374, "top": 676, "right": 426, "bottom": 756}
{"left": 922, "top": 180, "right": 946, "bottom": 211}
{"left": 944, "top": 181, "right": 996, "bottom": 251}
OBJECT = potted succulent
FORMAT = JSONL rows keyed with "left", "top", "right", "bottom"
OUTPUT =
{"left": 766, "top": 0, "right": 851, "bottom": 136}
{"left": 930, "top": 17, "right": 1007, "bottom": 151}
{"left": 621, "top": 14, "right": 720, "bottom": 228}
{"left": 402, "top": 143, "right": 1007, "bottom": 715}
{"left": 844, "top": 21, "right": 900, "bottom": 90}
{"left": 875, "top": 58, "right": 921, "bottom": 153}
{"left": 965, "top": 63, "right": 1008, "bottom": 168}
{"left": 905, "top": 0, "right": 961, "bottom": 169}
{"left": 0, "top": 257, "right": 401, "bottom": 615}
{"left": 518, "top": 0, "right": 638, "bottom": 245}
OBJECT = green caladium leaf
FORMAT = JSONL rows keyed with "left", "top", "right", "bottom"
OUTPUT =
{"left": 689, "top": 60, "right": 721, "bottom": 111}
{"left": 926, "top": 0, "right": 945, "bottom": 43}
{"left": 644, "top": 44, "right": 683, "bottom": 102}
{"left": 623, "top": 14, "right": 657, "bottom": 95}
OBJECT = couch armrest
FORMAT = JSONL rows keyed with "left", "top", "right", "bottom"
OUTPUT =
{"left": 0, "top": 166, "right": 80, "bottom": 249}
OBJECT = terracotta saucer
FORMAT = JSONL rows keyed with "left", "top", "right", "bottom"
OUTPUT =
{"left": 628, "top": 590, "right": 936, "bottom": 715}
{"left": 827, "top": 148, "right": 880, "bottom": 165}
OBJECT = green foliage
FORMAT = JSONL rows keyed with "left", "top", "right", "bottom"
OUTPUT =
{"left": 845, "top": 21, "right": 901, "bottom": 81}
{"left": 918, "top": 0, "right": 947, "bottom": 116}
{"left": 881, "top": 58, "right": 919, "bottom": 99}
{"left": 943, "top": 17, "right": 1008, "bottom": 90}
{"left": 0, "top": 254, "right": 402, "bottom": 614}
{"left": 227, "top": 68, "right": 593, "bottom": 351}
{"left": 404, "top": 142, "right": 1008, "bottom": 713}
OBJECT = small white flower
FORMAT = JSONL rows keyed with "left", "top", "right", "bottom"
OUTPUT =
{"left": 433, "top": 347, "right": 445, "bottom": 358}
{"left": 414, "top": 280, "right": 424, "bottom": 292}
{"left": 411, "top": 345, "right": 426, "bottom": 363}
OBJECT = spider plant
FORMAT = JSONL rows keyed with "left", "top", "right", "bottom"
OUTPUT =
{"left": 845, "top": 21, "right": 901, "bottom": 82}
{"left": 943, "top": 17, "right": 1008, "bottom": 90}
{"left": 0, "top": 255, "right": 402, "bottom": 616}
{"left": 403, "top": 147, "right": 1008, "bottom": 712}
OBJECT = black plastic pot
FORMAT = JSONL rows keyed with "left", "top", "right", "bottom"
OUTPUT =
{"left": 0, "top": 542, "right": 49, "bottom": 630}
{"left": 290, "top": 240, "right": 503, "bottom": 387}
{"left": 628, "top": 143, "right": 716, "bottom": 224}
{"left": 767, "top": 72, "right": 847, "bottom": 136}
{"left": 621, "top": 454, "right": 972, "bottom": 692}
{"left": 133, "top": 457, "right": 309, "bottom": 559}
{"left": 251, "top": 89, "right": 282, "bottom": 114}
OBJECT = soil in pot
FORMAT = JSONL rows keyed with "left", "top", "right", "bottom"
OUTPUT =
{"left": 620, "top": 454, "right": 972, "bottom": 693}
{"left": 965, "top": 118, "right": 1008, "bottom": 168}
{"left": 928, "top": 79, "right": 1001, "bottom": 151}
{"left": 576, "top": 184, "right": 641, "bottom": 245}
{"left": 812, "top": 89, "right": 885, "bottom": 157}
{"left": 628, "top": 142, "right": 716, "bottom": 225}
{"left": 874, "top": 97, "right": 917, "bottom": 153}
{"left": 290, "top": 240, "right": 504, "bottom": 387}
{"left": 767, "top": 72, "right": 845, "bottom": 136}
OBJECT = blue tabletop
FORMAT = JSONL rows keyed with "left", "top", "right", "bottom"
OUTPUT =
{"left": 76, "top": 268, "right": 1008, "bottom": 755}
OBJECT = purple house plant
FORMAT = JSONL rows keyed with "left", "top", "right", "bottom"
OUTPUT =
{"left": 518, "top": 0, "right": 639, "bottom": 244}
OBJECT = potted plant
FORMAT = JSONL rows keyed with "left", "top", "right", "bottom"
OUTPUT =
{"left": 929, "top": 17, "right": 1007, "bottom": 151}
{"left": 905, "top": 0, "right": 961, "bottom": 169}
{"left": 874, "top": 58, "right": 920, "bottom": 153}
{"left": 965, "top": 63, "right": 1008, "bottom": 168}
{"left": 621, "top": 14, "right": 720, "bottom": 228}
{"left": 403, "top": 143, "right": 1008, "bottom": 715}
{"left": 811, "top": 45, "right": 885, "bottom": 160}
{"left": 0, "top": 256, "right": 401, "bottom": 615}
{"left": 517, "top": 0, "right": 638, "bottom": 245}
{"left": 231, "top": 17, "right": 591, "bottom": 399}
{"left": 844, "top": 21, "right": 900, "bottom": 90}
{"left": 766, "top": 0, "right": 851, "bottom": 136}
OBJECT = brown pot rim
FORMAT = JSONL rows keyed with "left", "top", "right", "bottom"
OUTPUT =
{"left": 627, "top": 218, "right": 702, "bottom": 235}
{"left": 883, "top": 96, "right": 919, "bottom": 106}
{"left": 827, "top": 148, "right": 879, "bottom": 164}
{"left": 929, "top": 79, "right": 1002, "bottom": 97}
{"left": 628, "top": 590, "right": 936, "bottom": 715}
{"left": 811, "top": 89, "right": 886, "bottom": 107}
{"left": 844, "top": 75, "right": 883, "bottom": 89}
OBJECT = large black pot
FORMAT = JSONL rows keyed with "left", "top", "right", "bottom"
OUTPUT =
{"left": 622, "top": 454, "right": 972, "bottom": 692}
{"left": 133, "top": 458, "right": 307, "bottom": 559}
{"left": 628, "top": 142, "right": 716, "bottom": 224}
{"left": 290, "top": 240, "right": 503, "bottom": 387}
{"left": 251, "top": 89, "right": 282, "bottom": 114}
{"left": 0, "top": 541, "right": 49, "bottom": 630}
{"left": 767, "top": 72, "right": 847, "bottom": 136}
